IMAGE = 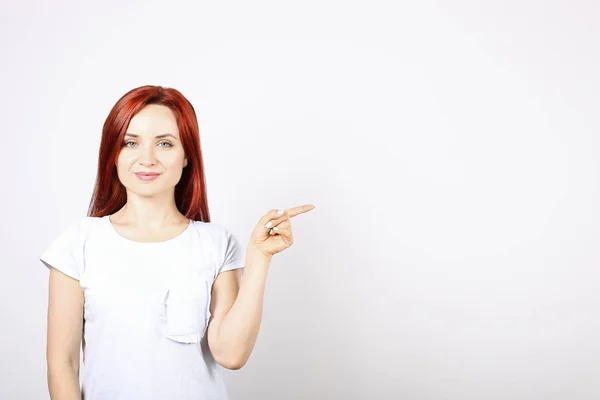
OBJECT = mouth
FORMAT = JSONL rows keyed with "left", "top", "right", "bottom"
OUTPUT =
{"left": 134, "top": 172, "right": 161, "bottom": 181}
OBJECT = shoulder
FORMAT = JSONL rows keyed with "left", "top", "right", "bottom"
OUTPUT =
{"left": 192, "top": 220, "right": 231, "bottom": 242}
{"left": 52, "top": 216, "right": 90, "bottom": 235}
{"left": 191, "top": 221, "right": 244, "bottom": 257}
{"left": 51, "top": 216, "right": 106, "bottom": 241}
{"left": 71, "top": 216, "right": 103, "bottom": 233}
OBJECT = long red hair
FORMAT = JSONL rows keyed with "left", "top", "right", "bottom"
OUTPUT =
{"left": 87, "top": 85, "right": 211, "bottom": 222}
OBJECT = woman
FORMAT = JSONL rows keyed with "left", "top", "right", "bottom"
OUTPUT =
{"left": 39, "top": 85, "right": 315, "bottom": 399}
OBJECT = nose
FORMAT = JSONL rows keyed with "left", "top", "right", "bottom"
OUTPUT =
{"left": 138, "top": 143, "right": 156, "bottom": 166}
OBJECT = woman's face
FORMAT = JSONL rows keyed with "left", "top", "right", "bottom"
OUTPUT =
{"left": 116, "top": 104, "right": 188, "bottom": 198}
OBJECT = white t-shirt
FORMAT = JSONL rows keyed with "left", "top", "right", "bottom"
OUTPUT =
{"left": 39, "top": 215, "right": 246, "bottom": 400}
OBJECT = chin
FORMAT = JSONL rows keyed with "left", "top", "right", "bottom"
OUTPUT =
{"left": 124, "top": 183, "right": 163, "bottom": 197}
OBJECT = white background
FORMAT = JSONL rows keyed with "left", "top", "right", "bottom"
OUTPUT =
{"left": 1, "top": 0, "right": 599, "bottom": 399}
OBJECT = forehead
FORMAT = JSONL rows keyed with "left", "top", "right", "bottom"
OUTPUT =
{"left": 126, "top": 104, "right": 179, "bottom": 137}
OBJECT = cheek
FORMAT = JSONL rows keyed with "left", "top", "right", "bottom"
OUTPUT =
{"left": 162, "top": 153, "right": 186, "bottom": 168}
{"left": 116, "top": 153, "right": 135, "bottom": 167}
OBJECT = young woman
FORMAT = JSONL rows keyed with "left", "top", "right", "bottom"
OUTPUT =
{"left": 39, "top": 85, "right": 315, "bottom": 399}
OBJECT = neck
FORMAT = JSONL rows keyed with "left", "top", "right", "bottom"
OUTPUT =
{"left": 114, "top": 191, "right": 186, "bottom": 228}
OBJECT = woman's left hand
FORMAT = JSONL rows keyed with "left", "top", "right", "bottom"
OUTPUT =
{"left": 249, "top": 204, "right": 315, "bottom": 258}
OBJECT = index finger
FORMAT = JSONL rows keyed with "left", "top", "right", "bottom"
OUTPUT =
{"left": 285, "top": 204, "right": 315, "bottom": 218}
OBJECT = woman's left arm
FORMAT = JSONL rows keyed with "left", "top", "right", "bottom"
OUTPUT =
{"left": 207, "top": 246, "right": 271, "bottom": 370}
{"left": 207, "top": 205, "right": 315, "bottom": 370}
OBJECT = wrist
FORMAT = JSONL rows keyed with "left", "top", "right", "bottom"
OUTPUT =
{"left": 247, "top": 243, "right": 273, "bottom": 262}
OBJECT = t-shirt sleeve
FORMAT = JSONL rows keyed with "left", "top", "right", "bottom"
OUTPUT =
{"left": 218, "top": 228, "right": 246, "bottom": 276}
{"left": 39, "top": 218, "right": 86, "bottom": 281}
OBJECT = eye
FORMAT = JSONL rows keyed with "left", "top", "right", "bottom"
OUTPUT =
{"left": 123, "top": 140, "right": 136, "bottom": 148}
{"left": 158, "top": 141, "right": 173, "bottom": 148}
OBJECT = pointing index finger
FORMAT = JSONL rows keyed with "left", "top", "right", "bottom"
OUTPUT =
{"left": 285, "top": 204, "right": 315, "bottom": 218}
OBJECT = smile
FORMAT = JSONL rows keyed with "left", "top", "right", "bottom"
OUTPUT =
{"left": 135, "top": 172, "right": 161, "bottom": 181}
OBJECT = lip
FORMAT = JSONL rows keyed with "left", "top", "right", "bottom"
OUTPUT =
{"left": 135, "top": 172, "right": 161, "bottom": 181}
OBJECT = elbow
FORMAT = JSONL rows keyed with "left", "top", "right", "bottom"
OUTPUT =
{"left": 225, "top": 361, "right": 244, "bottom": 371}
{"left": 220, "top": 356, "right": 247, "bottom": 370}
{"left": 215, "top": 351, "right": 248, "bottom": 370}
{"left": 209, "top": 334, "right": 250, "bottom": 370}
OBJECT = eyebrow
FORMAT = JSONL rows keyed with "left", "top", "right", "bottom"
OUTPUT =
{"left": 125, "top": 133, "right": 179, "bottom": 140}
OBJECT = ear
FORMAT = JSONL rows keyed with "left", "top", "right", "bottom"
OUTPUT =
{"left": 183, "top": 157, "right": 188, "bottom": 168}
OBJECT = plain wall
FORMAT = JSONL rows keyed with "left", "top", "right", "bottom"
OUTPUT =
{"left": 1, "top": 0, "right": 599, "bottom": 399}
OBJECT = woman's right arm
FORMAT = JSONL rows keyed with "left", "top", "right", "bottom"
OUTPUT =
{"left": 46, "top": 267, "right": 84, "bottom": 400}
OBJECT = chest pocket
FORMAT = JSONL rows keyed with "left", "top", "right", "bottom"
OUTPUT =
{"left": 162, "top": 270, "right": 214, "bottom": 344}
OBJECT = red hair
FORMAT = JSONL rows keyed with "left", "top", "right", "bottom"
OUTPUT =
{"left": 87, "top": 85, "right": 211, "bottom": 222}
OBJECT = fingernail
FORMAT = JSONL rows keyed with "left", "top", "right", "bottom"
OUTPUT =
{"left": 277, "top": 209, "right": 284, "bottom": 215}
{"left": 265, "top": 221, "right": 273, "bottom": 228}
